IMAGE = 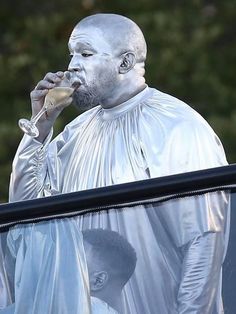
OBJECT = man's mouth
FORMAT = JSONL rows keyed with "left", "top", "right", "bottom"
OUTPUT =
{"left": 73, "top": 81, "right": 82, "bottom": 90}
{"left": 66, "top": 71, "right": 85, "bottom": 89}
{"left": 73, "top": 76, "right": 87, "bottom": 89}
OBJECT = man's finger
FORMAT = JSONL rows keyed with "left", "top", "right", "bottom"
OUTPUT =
{"left": 56, "top": 71, "right": 64, "bottom": 77}
{"left": 44, "top": 72, "right": 64, "bottom": 83}
{"left": 31, "top": 89, "right": 48, "bottom": 99}
{"left": 35, "top": 80, "right": 55, "bottom": 90}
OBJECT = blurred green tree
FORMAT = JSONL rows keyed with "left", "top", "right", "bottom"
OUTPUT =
{"left": 0, "top": 0, "right": 235, "bottom": 202}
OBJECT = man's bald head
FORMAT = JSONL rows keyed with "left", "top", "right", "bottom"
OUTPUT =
{"left": 74, "top": 13, "right": 147, "bottom": 63}
{"left": 68, "top": 14, "right": 147, "bottom": 109}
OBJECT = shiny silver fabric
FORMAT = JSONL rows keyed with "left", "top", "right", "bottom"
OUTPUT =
{"left": 9, "top": 87, "right": 228, "bottom": 198}
{"left": 2, "top": 87, "right": 229, "bottom": 313}
{"left": 6, "top": 219, "right": 91, "bottom": 314}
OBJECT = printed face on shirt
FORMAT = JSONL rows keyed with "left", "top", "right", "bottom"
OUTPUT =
{"left": 67, "top": 26, "right": 121, "bottom": 110}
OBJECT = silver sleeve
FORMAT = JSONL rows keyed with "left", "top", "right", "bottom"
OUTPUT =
{"left": 9, "top": 132, "right": 52, "bottom": 202}
{"left": 177, "top": 231, "right": 225, "bottom": 313}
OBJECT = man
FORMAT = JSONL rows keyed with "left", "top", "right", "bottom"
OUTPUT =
{"left": 0, "top": 226, "right": 137, "bottom": 314}
{"left": 5, "top": 13, "right": 229, "bottom": 313}
{"left": 83, "top": 229, "right": 137, "bottom": 313}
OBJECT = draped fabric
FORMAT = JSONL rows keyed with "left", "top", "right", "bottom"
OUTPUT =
{"left": 5, "top": 219, "right": 91, "bottom": 314}
{"left": 1, "top": 87, "right": 229, "bottom": 313}
{"left": 0, "top": 235, "right": 12, "bottom": 309}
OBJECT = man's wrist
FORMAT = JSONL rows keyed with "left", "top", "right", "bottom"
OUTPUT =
{"left": 35, "top": 120, "right": 54, "bottom": 143}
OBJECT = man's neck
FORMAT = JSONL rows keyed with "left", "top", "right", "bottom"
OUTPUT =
{"left": 100, "top": 75, "right": 146, "bottom": 109}
{"left": 92, "top": 290, "right": 122, "bottom": 313}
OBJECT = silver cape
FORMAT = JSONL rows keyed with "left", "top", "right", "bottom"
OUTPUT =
{"left": 1, "top": 87, "right": 230, "bottom": 313}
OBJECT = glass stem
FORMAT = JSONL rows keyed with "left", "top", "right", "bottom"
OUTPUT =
{"left": 31, "top": 107, "right": 47, "bottom": 125}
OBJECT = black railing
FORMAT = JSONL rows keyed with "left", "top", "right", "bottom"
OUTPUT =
{"left": 0, "top": 164, "right": 236, "bottom": 228}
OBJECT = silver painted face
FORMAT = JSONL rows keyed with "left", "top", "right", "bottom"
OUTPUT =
{"left": 68, "top": 26, "right": 120, "bottom": 110}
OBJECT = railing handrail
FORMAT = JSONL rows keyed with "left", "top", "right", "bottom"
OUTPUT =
{"left": 1, "top": 164, "right": 236, "bottom": 228}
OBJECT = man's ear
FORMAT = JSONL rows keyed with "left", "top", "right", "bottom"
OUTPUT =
{"left": 119, "top": 52, "right": 136, "bottom": 74}
{"left": 90, "top": 271, "right": 109, "bottom": 291}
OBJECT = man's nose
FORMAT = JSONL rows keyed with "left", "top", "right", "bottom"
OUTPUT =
{"left": 68, "top": 55, "right": 81, "bottom": 72}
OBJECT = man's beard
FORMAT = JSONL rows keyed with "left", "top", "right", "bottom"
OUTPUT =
{"left": 72, "top": 88, "right": 100, "bottom": 111}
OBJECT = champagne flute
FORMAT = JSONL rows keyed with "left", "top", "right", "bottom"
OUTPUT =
{"left": 18, "top": 73, "right": 74, "bottom": 138}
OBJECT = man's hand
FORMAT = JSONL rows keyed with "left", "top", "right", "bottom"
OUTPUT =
{"left": 30, "top": 71, "right": 73, "bottom": 143}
